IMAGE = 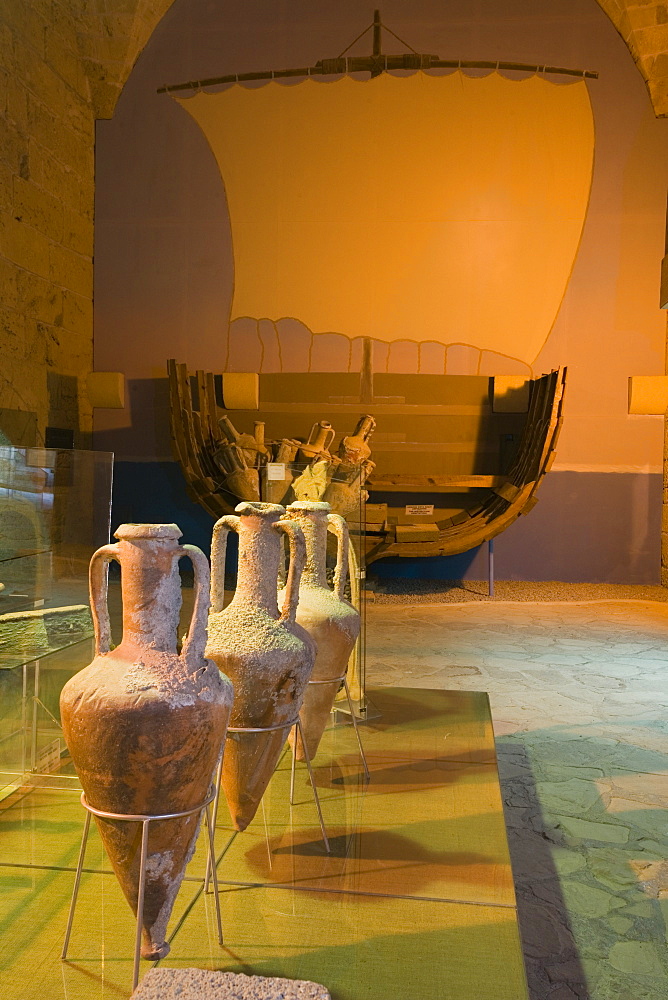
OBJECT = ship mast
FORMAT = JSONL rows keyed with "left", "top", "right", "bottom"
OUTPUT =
{"left": 371, "top": 9, "right": 382, "bottom": 77}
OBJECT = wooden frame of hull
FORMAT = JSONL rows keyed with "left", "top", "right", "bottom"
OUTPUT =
{"left": 167, "top": 361, "right": 566, "bottom": 561}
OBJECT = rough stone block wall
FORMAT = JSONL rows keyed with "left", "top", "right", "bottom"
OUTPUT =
{"left": 0, "top": 0, "right": 174, "bottom": 447}
{"left": 0, "top": 4, "right": 95, "bottom": 444}
{"left": 596, "top": 0, "right": 668, "bottom": 113}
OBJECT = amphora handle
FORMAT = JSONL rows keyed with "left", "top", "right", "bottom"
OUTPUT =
{"left": 178, "top": 543, "right": 210, "bottom": 667}
{"left": 89, "top": 543, "right": 120, "bottom": 654}
{"left": 274, "top": 520, "right": 306, "bottom": 624}
{"left": 327, "top": 513, "right": 350, "bottom": 601}
{"left": 308, "top": 421, "right": 335, "bottom": 453}
{"left": 210, "top": 514, "right": 240, "bottom": 613}
{"left": 323, "top": 424, "right": 336, "bottom": 452}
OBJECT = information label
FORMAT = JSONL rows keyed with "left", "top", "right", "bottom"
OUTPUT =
{"left": 266, "top": 463, "right": 286, "bottom": 481}
{"left": 36, "top": 738, "right": 62, "bottom": 774}
{"left": 25, "top": 449, "right": 50, "bottom": 469}
{"left": 405, "top": 504, "right": 434, "bottom": 516}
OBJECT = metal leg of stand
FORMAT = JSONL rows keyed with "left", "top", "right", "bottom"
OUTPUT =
{"left": 211, "top": 754, "right": 224, "bottom": 833}
{"left": 133, "top": 820, "right": 149, "bottom": 991}
{"left": 63, "top": 791, "right": 220, "bottom": 990}
{"left": 296, "top": 717, "right": 331, "bottom": 854}
{"left": 488, "top": 538, "right": 495, "bottom": 597}
{"left": 289, "top": 725, "right": 297, "bottom": 806}
{"left": 343, "top": 677, "right": 370, "bottom": 782}
{"left": 61, "top": 810, "right": 91, "bottom": 959}
{"left": 205, "top": 754, "right": 225, "bottom": 894}
{"left": 204, "top": 803, "right": 223, "bottom": 945}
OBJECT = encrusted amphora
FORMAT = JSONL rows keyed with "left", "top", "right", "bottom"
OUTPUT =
{"left": 322, "top": 414, "right": 375, "bottom": 517}
{"left": 59, "top": 524, "right": 233, "bottom": 960}
{"left": 206, "top": 502, "right": 315, "bottom": 831}
{"left": 279, "top": 502, "right": 360, "bottom": 761}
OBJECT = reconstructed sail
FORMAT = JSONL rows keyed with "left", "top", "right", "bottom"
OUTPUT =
{"left": 177, "top": 72, "right": 593, "bottom": 362}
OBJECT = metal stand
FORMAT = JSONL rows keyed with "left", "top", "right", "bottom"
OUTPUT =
{"left": 205, "top": 715, "right": 331, "bottom": 893}
{"left": 488, "top": 538, "right": 495, "bottom": 597}
{"left": 62, "top": 788, "right": 222, "bottom": 991}
{"left": 291, "top": 675, "right": 370, "bottom": 797}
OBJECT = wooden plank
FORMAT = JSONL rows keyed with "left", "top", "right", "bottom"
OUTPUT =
{"left": 396, "top": 524, "right": 439, "bottom": 543}
{"left": 520, "top": 495, "right": 540, "bottom": 515}
{"left": 369, "top": 474, "right": 509, "bottom": 490}
{"left": 259, "top": 402, "right": 494, "bottom": 416}
{"left": 493, "top": 482, "right": 522, "bottom": 503}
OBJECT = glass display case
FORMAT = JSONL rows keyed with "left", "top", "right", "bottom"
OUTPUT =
{"left": 0, "top": 447, "right": 113, "bottom": 799}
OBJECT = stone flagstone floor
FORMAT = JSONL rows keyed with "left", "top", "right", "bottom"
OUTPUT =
{"left": 365, "top": 598, "right": 668, "bottom": 1000}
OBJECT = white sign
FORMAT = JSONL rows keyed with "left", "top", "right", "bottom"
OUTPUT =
{"left": 405, "top": 504, "right": 434, "bottom": 516}
{"left": 35, "top": 738, "right": 62, "bottom": 774}
{"left": 266, "top": 463, "right": 286, "bottom": 481}
{"left": 25, "top": 448, "right": 51, "bottom": 469}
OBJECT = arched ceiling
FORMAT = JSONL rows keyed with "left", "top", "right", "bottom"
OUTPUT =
{"left": 74, "top": 0, "right": 176, "bottom": 118}
{"left": 80, "top": 1, "right": 668, "bottom": 119}
{"left": 596, "top": 0, "right": 668, "bottom": 115}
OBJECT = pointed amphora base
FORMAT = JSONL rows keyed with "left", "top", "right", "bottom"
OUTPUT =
{"left": 222, "top": 725, "right": 293, "bottom": 831}
{"left": 94, "top": 811, "right": 196, "bottom": 960}
{"left": 63, "top": 685, "right": 232, "bottom": 958}
{"left": 64, "top": 689, "right": 231, "bottom": 959}
{"left": 289, "top": 678, "right": 341, "bottom": 762}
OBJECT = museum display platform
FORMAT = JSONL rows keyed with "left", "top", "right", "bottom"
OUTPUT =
{"left": 0, "top": 686, "right": 528, "bottom": 999}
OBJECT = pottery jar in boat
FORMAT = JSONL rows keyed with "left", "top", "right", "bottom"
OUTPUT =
{"left": 279, "top": 502, "right": 360, "bottom": 761}
{"left": 298, "top": 421, "right": 335, "bottom": 463}
{"left": 206, "top": 502, "right": 315, "bottom": 831}
{"left": 59, "top": 523, "right": 233, "bottom": 961}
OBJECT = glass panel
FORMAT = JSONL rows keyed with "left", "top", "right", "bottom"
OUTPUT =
{"left": 0, "top": 688, "right": 527, "bottom": 1000}
{"left": 200, "top": 690, "right": 511, "bottom": 907}
{"left": 0, "top": 448, "right": 113, "bottom": 798}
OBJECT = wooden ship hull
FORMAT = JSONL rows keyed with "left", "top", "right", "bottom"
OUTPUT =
{"left": 167, "top": 359, "right": 566, "bottom": 563}
{"left": 363, "top": 368, "right": 565, "bottom": 562}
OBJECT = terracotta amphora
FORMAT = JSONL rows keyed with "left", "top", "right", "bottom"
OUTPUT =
{"left": 338, "top": 414, "right": 376, "bottom": 465}
{"left": 298, "top": 420, "right": 335, "bottom": 463}
{"left": 219, "top": 414, "right": 270, "bottom": 468}
{"left": 206, "top": 502, "right": 315, "bottom": 831}
{"left": 59, "top": 524, "right": 233, "bottom": 961}
{"left": 279, "top": 502, "right": 360, "bottom": 761}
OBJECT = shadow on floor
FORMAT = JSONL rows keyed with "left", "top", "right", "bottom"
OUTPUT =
{"left": 496, "top": 742, "right": 591, "bottom": 1000}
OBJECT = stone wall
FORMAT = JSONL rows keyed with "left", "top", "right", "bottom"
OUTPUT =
{"left": 0, "top": 0, "right": 173, "bottom": 446}
{"left": 596, "top": 0, "right": 668, "bottom": 114}
{"left": 1, "top": 3, "right": 93, "bottom": 444}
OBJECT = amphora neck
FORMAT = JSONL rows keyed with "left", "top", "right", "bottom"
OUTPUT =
{"left": 234, "top": 507, "right": 282, "bottom": 616}
{"left": 115, "top": 525, "right": 182, "bottom": 652}
{"left": 285, "top": 503, "right": 329, "bottom": 589}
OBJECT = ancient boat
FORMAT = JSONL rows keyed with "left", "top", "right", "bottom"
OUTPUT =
{"left": 167, "top": 359, "right": 566, "bottom": 565}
